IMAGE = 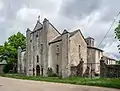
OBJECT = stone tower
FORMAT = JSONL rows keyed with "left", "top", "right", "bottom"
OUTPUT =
{"left": 86, "top": 37, "right": 95, "bottom": 47}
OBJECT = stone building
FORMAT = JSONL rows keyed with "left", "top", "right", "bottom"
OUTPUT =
{"left": 18, "top": 16, "right": 116, "bottom": 77}
{"left": 0, "top": 60, "right": 7, "bottom": 74}
{"left": 86, "top": 37, "right": 104, "bottom": 75}
{"left": 103, "top": 56, "right": 116, "bottom": 64}
{"left": 18, "top": 17, "right": 87, "bottom": 77}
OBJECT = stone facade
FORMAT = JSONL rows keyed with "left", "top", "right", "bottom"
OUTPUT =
{"left": 18, "top": 16, "right": 116, "bottom": 78}
{"left": 18, "top": 17, "right": 88, "bottom": 77}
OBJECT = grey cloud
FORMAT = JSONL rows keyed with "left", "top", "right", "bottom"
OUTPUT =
{"left": 0, "top": 0, "right": 24, "bottom": 20}
{"left": 60, "top": 0, "right": 101, "bottom": 19}
{"left": 100, "top": 0, "right": 120, "bottom": 22}
{"left": 0, "top": 0, "right": 120, "bottom": 59}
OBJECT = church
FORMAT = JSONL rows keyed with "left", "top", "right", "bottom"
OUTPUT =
{"left": 17, "top": 16, "right": 116, "bottom": 77}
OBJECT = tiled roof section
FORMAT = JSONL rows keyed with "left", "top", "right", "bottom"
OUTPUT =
{"left": 33, "top": 21, "right": 43, "bottom": 31}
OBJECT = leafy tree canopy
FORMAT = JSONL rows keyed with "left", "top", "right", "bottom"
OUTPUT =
{"left": 0, "top": 32, "right": 26, "bottom": 64}
{"left": 115, "top": 21, "right": 120, "bottom": 52}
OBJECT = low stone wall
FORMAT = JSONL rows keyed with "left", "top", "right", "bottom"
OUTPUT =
{"left": 100, "top": 59, "right": 120, "bottom": 78}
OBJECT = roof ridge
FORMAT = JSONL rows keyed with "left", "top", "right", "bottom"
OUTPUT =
{"left": 49, "top": 22, "right": 61, "bottom": 35}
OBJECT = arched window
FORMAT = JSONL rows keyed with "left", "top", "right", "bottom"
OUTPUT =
{"left": 37, "top": 55, "right": 39, "bottom": 63}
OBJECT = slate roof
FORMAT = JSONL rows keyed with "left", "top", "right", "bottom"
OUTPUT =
{"left": 87, "top": 46, "right": 104, "bottom": 52}
{"left": 49, "top": 29, "right": 86, "bottom": 45}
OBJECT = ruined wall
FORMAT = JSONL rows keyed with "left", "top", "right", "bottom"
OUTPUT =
{"left": 100, "top": 59, "right": 120, "bottom": 78}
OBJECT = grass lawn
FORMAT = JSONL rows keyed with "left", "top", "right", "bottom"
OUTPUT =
{"left": 0, "top": 73, "right": 120, "bottom": 89}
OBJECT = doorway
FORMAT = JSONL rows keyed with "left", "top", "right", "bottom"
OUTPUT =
{"left": 36, "top": 65, "right": 40, "bottom": 76}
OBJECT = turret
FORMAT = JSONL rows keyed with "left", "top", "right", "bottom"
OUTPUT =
{"left": 86, "top": 37, "right": 95, "bottom": 47}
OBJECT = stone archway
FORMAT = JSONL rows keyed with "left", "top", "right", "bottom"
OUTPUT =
{"left": 36, "top": 65, "right": 40, "bottom": 76}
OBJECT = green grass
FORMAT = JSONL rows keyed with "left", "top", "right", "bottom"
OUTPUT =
{"left": 0, "top": 74, "right": 120, "bottom": 89}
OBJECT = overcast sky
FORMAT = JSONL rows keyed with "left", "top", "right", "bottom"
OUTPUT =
{"left": 0, "top": 0, "right": 120, "bottom": 59}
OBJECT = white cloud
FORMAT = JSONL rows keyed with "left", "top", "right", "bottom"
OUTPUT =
{"left": 0, "top": 1, "right": 3, "bottom": 11}
{"left": 16, "top": 7, "right": 40, "bottom": 21}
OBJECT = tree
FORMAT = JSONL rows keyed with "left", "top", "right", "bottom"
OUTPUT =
{"left": 115, "top": 21, "right": 120, "bottom": 52}
{"left": 8, "top": 32, "right": 26, "bottom": 50}
{"left": 0, "top": 32, "right": 26, "bottom": 73}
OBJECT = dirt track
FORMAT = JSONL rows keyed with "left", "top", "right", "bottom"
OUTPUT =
{"left": 0, "top": 77, "right": 119, "bottom": 91}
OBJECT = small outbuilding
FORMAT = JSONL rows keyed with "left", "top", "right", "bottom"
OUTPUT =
{"left": 0, "top": 60, "right": 7, "bottom": 74}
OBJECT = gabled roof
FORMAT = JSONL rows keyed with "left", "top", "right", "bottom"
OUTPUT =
{"left": 49, "top": 35, "right": 62, "bottom": 45}
{"left": 33, "top": 21, "right": 43, "bottom": 31}
{"left": 70, "top": 29, "right": 79, "bottom": 37}
{"left": 49, "top": 22, "right": 61, "bottom": 35}
{"left": 49, "top": 29, "right": 87, "bottom": 45}
{"left": 70, "top": 29, "right": 87, "bottom": 44}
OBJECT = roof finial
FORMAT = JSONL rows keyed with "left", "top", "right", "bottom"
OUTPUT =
{"left": 37, "top": 15, "right": 40, "bottom": 22}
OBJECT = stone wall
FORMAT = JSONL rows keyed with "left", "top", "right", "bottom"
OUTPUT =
{"left": 71, "top": 61, "right": 84, "bottom": 77}
{"left": 100, "top": 58, "right": 120, "bottom": 78}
